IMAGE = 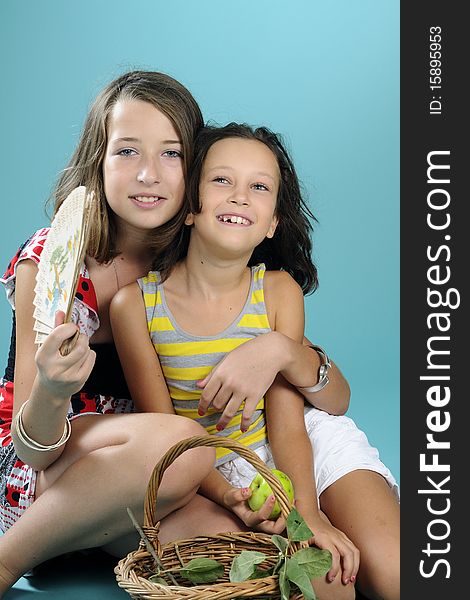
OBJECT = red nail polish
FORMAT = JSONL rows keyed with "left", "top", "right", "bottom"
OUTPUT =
{"left": 216, "top": 423, "right": 224, "bottom": 431}
{"left": 350, "top": 575, "right": 356, "bottom": 583}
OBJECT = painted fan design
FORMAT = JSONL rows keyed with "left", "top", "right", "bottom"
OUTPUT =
{"left": 33, "top": 186, "right": 93, "bottom": 353}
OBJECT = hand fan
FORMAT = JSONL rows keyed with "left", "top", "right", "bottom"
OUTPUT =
{"left": 33, "top": 186, "right": 93, "bottom": 354}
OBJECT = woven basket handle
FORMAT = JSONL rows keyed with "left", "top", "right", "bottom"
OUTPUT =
{"left": 143, "top": 435, "right": 294, "bottom": 528}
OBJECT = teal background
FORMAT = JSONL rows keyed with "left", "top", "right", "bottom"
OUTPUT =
{"left": 0, "top": 2, "right": 398, "bottom": 595}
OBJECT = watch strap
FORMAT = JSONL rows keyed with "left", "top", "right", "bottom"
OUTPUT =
{"left": 298, "top": 344, "right": 331, "bottom": 393}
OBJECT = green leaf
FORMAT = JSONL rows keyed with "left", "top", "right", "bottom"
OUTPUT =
{"left": 179, "top": 558, "right": 224, "bottom": 584}
{"left": 286, "top": 508, "right": 314, "bottom": 542}
{"left": 279, "top": 561, "right": 291, "bottom": 600}
{"left": 148, "top": 575, "right": 168, "bottom": 585}
{"left": 248, "top": 567, "right": 274, "bottom": 580}
{"left": 285, "top": 556, "right": 317, "bottom": 600}
{"left": 290, "top": 547, "right": 332, "bottom": 580}
{"left": 271, "top": 534, "right": 289, "bottom": 554}
{"left": 229, "top": 550, "right": 268, "bottom": 583}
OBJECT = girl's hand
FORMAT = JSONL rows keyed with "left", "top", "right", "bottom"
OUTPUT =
{"left": 304, "top": 511, "right": 360, "bottom": 586}
{"left": 34, "top": 312, "right": 96, "bottom": 400}
{"left": 222, "top": 486, "right": 287, "bottom": 535}
{"left": 197, "top": 333, "right": 284, "bottom": 431}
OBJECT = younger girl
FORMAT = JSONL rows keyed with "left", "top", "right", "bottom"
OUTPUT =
{"left": 110, "top": 124, "right": 399, "bottom": 600}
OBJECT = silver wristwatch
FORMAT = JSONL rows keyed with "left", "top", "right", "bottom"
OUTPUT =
{"left": 298, "top": 344, "right": 331, "bottom": 393}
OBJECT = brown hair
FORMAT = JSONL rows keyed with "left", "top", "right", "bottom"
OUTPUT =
{"left": 51, "top": 70, "right": 203, "bottom": 262}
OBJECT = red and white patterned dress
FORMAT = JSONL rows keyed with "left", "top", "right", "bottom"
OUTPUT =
{"left": 0, "top": 229, "right": 134, "bottom": 532}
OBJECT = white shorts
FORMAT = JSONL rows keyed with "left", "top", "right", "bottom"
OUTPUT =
{"left": 217, "top": 407, "right": 400, "bottom": 501}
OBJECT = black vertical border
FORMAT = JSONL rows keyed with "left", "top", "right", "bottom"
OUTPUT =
{"left": 401, "top": 3, "right": 466, "bottom": 597}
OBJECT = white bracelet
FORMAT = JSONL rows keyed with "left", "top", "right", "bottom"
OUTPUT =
{"left": 297, "top": 344, "right": 331, "bottom": 393}
{"left": 13, "top": 401, "right": 71, "bottom": 452}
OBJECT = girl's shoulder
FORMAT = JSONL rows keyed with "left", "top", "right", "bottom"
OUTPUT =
{"left": 263, "top": 269, "right": 304, "bottom": 320}
{"left": 1, "top": 228, "right": 50, "bottom": 281}
{"left": 1, "top": 228, "right": 50, "bottom": 308}
{"left": 263, "top": 268, "right": 303, "bottom": 297}
{"left": 1, "top": 228, "right": 99, "bottom": 324}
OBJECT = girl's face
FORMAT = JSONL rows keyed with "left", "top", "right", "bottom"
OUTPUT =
{"left": 186, "top": 137, "right": 279, "bottom": 257}
{"left": 103, "top": 99, "right": 185, "bottom": 233}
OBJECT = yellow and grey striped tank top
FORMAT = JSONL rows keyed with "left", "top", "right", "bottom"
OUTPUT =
{"left": 138, "top": 263, "right": 271, "bottom": 466}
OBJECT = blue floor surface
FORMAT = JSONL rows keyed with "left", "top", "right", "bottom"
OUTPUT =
{"left": 5, "top": 549, "right": 369, "bottom": 599}
{"left": 6, "top": 550, "right": 128, "bottom": 599}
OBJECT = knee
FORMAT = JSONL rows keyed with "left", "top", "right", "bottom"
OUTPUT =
{"left": 172, "top": 414, "right": 209, "bottom": 440}
{"left": 156, "top": 415, "right": 215, "bottom": 478}
{"left": 337, "top": 584, "right": 356, "bottom": 600}
{"left": 335, "top": 585, "right": 356, "bottom": 600}
{"left": 358, "top": 557, "right": 399, "bottom": 600}
{"left": 136, "top": 413, "right": 209, "bottom": 449}
{"left": 165, "top": 415, "right": 214, "bottom": 461}
{"left": 313, "top": 579, "right": 356, "bottom": 600}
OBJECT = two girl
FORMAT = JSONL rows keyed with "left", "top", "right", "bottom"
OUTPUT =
{"left": 0, "top": 70, "right": 398, "bottom": 599}
{"left": 0, "top": 70, "right": 344, "bottom": 593}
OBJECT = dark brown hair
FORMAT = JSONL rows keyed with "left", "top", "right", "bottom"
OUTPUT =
{"left": 160, "top": 123, "right": 318, "bottom": 294}
{"left": 50, "top": 70, "right": 203, "bottom": 262}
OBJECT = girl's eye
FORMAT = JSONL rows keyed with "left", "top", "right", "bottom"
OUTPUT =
{"left": 117, "top": 148, "right": 137, "bottom": 157}
{"left": 213, "top": 176, "right": 229, "bottom": 184}
{"left": 253, "top": 183, "right": 269, "bottom": 191}
{"left": 163, "top": 150, "right": 183, "bottom": 158}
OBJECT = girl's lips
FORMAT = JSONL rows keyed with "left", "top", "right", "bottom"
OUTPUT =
{"left": 130, "top": 195, "right": 166, "bottom": 208}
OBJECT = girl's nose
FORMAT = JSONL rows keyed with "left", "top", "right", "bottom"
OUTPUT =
{"left": 229, "top": 187, "right": 249, "bottom": 206}
{"left": 137, "top": 158, "right": 161, "bottom": 185}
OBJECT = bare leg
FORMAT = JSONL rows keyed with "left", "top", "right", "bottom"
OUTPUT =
{"left": 320, "top": 470, "right": 400, "bottom": 600}
{"left": 0, "top": 413, "right": 214, "bottom": 595}
{"left": 158, "top": 493, "right": 248, "bottom": 544}
{"left": 99, "top": 492, "right": 247, "bottom": 558}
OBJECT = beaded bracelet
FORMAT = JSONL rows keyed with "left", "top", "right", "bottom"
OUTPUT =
{"left": 13, "top": 401, "right": 71, "bottom": 452}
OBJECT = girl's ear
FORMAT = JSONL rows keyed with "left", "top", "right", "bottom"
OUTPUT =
{"left": 266, "top": 216, "right": 279, "bottom": 239}
{"left": 185, "top": 213, "right": 195, "bottom": 226}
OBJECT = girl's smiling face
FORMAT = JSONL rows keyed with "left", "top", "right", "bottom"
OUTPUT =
{"left": 186, "top": 137, "right": 279, "bottom": 258}
{"left": 103, "top": 99, "right": 185, "bottom": 234}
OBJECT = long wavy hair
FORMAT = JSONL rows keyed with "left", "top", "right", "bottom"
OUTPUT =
{"left": 49, "top": 70, "right": 203, "bottom": 262}
{"left": 159, "top": 123, "right": 318, "bottom": 294}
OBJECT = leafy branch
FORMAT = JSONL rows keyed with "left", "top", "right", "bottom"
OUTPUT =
{"left": 229, "top": 508, "right": 332, "bottom": 600}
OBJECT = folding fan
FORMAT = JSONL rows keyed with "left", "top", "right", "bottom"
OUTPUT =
{"left": 33, "top": 186, "right": 93, "bottom": 354}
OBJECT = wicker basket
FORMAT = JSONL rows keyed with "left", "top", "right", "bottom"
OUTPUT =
{"left": 115, "top": 435, "right": 303, "bottom": 599}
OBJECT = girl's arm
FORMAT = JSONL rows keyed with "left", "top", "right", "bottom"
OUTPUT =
{"left": 197, "top": 276, "right": 349, "bottom": 428}
{"left": 300, "top": 337, "right": 350, "bottom": 413}
{"left": 11, "top": 261, "right": 96, "bottom": 471}
{"left": 266, "top": 376, "right": 359, "bottom": 585}
{"left": 109, "top": 282, "right": 175, "bottom": 414}
{"left": 264, "top": 272, "right": 359, "bottom": 584}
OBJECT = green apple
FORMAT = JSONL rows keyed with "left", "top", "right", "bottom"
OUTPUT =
{"left": 247, "top": 469, "right": 295, "bottom": 520}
